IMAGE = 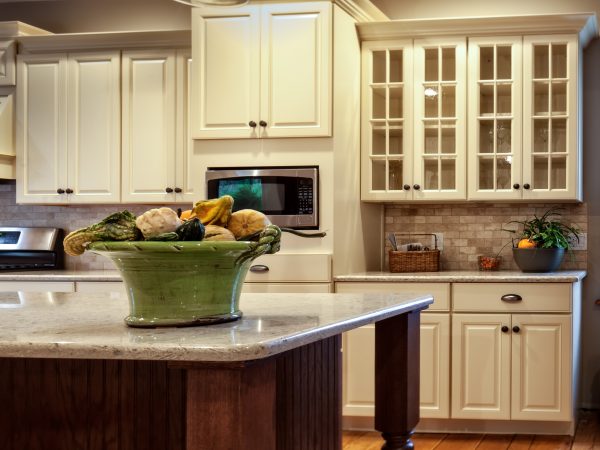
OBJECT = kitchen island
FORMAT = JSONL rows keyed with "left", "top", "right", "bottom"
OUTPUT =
{"left": 0, "top": 290, "right": 432, "bottom": 450}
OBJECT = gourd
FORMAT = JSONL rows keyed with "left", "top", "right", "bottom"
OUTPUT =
{"left": 203, "top": 225, "right": 236, "bottom": 241}
{"left": 192, "top": 195, "right": 234, "bottom": 227}
{"left": 176, "top": 218, "right": 205, "bottom": 241}
{"left": 227, "top": 209, "right": 271, "bottom": 240}
{"left": 63, "top": 211, "right": 140, "bottom": 256}
{"left": 136, "top": 207, "right": 182, "bottom": 239}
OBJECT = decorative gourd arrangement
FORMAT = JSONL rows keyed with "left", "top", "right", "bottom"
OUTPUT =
{"left": 63, "top": 195, "right": 275, "bottom": 256}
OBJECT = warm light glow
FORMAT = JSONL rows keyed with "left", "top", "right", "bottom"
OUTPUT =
{"left": 172, "top": 0, "right": 249, "bottom": 6}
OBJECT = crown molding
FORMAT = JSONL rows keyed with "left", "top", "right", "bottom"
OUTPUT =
{"left": 334, "top": 0, "right": 387, "bottom": 22}
{"left": 357, "top": 13, "right": 598, "bottom": 46}
{"left": 0, "top": 21, "right": 51, "bottom": 38}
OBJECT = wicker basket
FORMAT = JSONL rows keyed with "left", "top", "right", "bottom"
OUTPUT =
{"left": 388, "top": 233, "right": 440, "bottom": 273}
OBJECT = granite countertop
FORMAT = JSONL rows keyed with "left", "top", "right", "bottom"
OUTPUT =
{"left": 0, "top": 291, "right": 432, "bottom": 362}
{"left": 0, "top": 270, "right": 122, "bottom": 282}
{"left": 334, "top": 270, "right": 587, "bottom": 283}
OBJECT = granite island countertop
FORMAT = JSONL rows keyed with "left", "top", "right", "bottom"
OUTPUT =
{"left": 0, "top": 291, "right": 432, "bottom": 362}
{"left": 334, "top": 270, "right": 587, "bottom": 283}
{"left": 0, "top": 270, "right": 122, "bottom": 282}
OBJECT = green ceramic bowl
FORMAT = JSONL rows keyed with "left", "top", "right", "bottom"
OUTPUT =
{"left": 88, "top": 226, "right": 281, "bottom": 328}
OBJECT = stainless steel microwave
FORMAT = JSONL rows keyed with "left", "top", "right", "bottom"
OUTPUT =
{"left": 206, "top": 166, "right": 318, "bottom": 229}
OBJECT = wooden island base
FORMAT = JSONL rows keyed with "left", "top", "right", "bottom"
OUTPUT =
{"left": 0, "top": 312, "right": 421, "bottom": 450}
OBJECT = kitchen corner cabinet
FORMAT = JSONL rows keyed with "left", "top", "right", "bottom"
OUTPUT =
{"left": 0, "top": 41, "right": 16, "bottom": 85}
{"left": 16, "top": 52, "right": 121, "bottom": 204}
{"left": 191, "top": 1, "right": 332, "bottom": 139}
{"left": 121, "top": 50, "right": 195, "bottom": 203}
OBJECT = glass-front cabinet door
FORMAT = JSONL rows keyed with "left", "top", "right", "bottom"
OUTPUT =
{"left": 467, "top": 37, "right": 522, "bottom": 200}
{"left": 522, "top": 35, "right": 579, "bottom": 200}
{"left": 361, "top": 40, "right": 413, "bottom": 201}
{"left": 414, "top": 37, "right": 467, "bottom": 200}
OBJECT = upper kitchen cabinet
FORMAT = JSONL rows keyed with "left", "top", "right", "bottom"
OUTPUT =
{"left": 121, "top": 50, "right": 195, "bottom": 203}
{"left": 357, "top": 13, "right": 597, "bottom": 202}
{"left": 16, "top": 52, "right": 121, "bottom": 204}
{"left": 191, "top": 1, "right": 332, "bottom": 139}
{"left": 0, "top": 41, "right": 16, "bottom": 86}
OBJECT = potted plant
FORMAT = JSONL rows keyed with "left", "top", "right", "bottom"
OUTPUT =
{"left": 507, "top": 207, "right": 580, "bottom": 272}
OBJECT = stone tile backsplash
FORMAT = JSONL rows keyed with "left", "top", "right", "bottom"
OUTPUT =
{"left": 385, "top": 202, "right": 587, "bottom": 271}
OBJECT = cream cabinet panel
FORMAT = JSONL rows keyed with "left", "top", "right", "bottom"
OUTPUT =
{"left": 175, "top": 51, "right": 196, "bottom": 203}
{"left": 413, "top": 37, "right": 467, "bottom": 201}
{"left": 361, "top": 40, "right": 413, "bottom": 201}
{"left": 420, "top": 313, "right": 450, "bottom": 418}
{"left": 451, "top": 313, "right": 511, "bottom": 420}
{"left": 242, "top": 283, "right": 331, "bottom": 293}
{"left": 511, "top": 314, "right": 571, "bottom": 421}
{"left": 0, "top": 88, "right": 15, "bottom": 179}
{"left": 522, "top": 35, "right": 579, "bottom": 200}
{"left": 121, "top": 50, "right": 177, "bottom": 203}
{"left": 0, "top": 281, "right": 74, "bottom": 292}
{"left": 0, "top": 41, "right": 15, "bottom": 85}
{"left": 66, "top": 53, "right": 120, "bottom": 203}
{"left": 191, "top": 7, "right": 260, "bottom": 139}
{"left": 467, "top": 36, "right": 523, "bottom": 200}
{"left": 343, "top": 324, "right": 376, "bottom": 416}
{"left": 191, "top": 2, "right": 331, "bottom": 140}
{"left": 259, "top": 2, "right": 331, "bottom": 138}
{"left": 16, "top": 54, "right": 68, "bottom": 204}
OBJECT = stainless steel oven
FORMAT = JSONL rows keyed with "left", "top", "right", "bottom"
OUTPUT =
{"left": 206, "top": 166, "right": 318, "bottom": 229}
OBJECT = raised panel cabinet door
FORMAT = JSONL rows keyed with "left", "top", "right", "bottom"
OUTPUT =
{"left": 420, "top": 313, "right": 450, "bottom": 419}
{"left": 522, "top": 35, "right": 579, "bottom": 200}
{"left": 259, "top": 2, "right": 331, "bottom": 138}
{"left": 175, "top": 50, "right": 196, "bottom": 203}
{"left": 191, "top": 6, "right": 260, "bottom": 139}
{"left": 67, "top": 52, "right": 121, "bottom": 203}
{"left": 451, "top": 313, "right": 511, "bottom": 420}
{"left": 467, "top": 36, "right": 523, "bottom": 200}
{"left": 16, "top": 53, "right": 68, "bottom": 204}
{"left": 0, "top": 89, "right": 14, "bottom": 158}
{"left": 361, "top": 40, "right": 413, "bottom": 201}
{"left": 0, "top": 41, "right": 16, "bottom": 85}
{"left": 413, "top": 37, "right": 467, "bottom": 201}
{"left": 121, "top": 50, "right": 177, "bottom": 203}
{"left": 342, "top": 324, "right": 375, "bottom": 417}
{"left": 511, "top": 314, "right": 572, "bottom": 421}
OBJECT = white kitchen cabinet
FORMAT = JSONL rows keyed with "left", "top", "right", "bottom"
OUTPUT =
{"left": 121, "top": 49, "right": 194, "bottom": 203}
{"left": 16, "top": 52, "right": 121, "bottom": 204}
{"left": 336, "top": 282, "right": 451, "bottom": 419}
{"left": 191, "top": 1, "right": 331, "bottom": 139}
{"left": 0, "top": 88, "right": 15, "bottom": 179}
{"left": 452, "top": 283, "right": 574, "bottom": 423}
{"left": 0, "top": 41, "right": 15, "bottom": 85}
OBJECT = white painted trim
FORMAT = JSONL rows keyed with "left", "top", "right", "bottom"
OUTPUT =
{"left": 0, "top": 21, "right": 51, "bottom": 38}
{"left": 334, "top": 0, "right": 387, "bottom": 22}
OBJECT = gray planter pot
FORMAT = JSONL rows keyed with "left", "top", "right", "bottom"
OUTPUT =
{"left": 512, "top": 248, "right": 565, "bottom": 272}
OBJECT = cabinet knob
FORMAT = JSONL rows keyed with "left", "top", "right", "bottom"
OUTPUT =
{"left": 513, "top": 183, "right": 520, "bottom": 189}
{"left": 523, "top": 183, "right": 531, "bottom": 190}
{"left": 56, "top": 188, "right": 65, "bottom": 194}
{"left": 165, "top": 187, "right": 174, "bottom": 193}
{"left": 403, "top": 184, "right": 411, "bottom": 191}
{"left": 413, "top": 184, "right": 421, "bottom": 190}
{"left": 249, "top": 121, "right": 257, "bottom": 128}
{"left": 259, "top": 120, "right": 267, "bottom": 127}
{"left": 501, "top": 294, "right": 522, "bottom": 302}
{"left": 65, "top": 188, "right": 73, "bottom": 194}
{"left": 501, "top": 325, "right": 509, "bottom": 333}
{"left": 512, "top": 325, "right": 521, "bottom": 333}
{"left": 174, "top": 187, "right": 182, "bottom": 193}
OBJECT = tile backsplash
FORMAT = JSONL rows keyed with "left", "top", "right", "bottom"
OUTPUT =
{"left": 385, "top": 202, "right": 587, "bottom": 271}
{"left": 0, "top": 181, "right": 185, "bottom": 270}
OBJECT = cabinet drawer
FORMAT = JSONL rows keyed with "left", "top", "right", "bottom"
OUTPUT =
{"left": 453, "top": 283, "right": 571, "bottom": 313}
{"left": 244, "top": 254, "right": 331, "bottom": 283}
{"left": 243, "top": 283, "right": 331, "bottom": 293}
{"left": 335, "top": 282, "right": 449, "bottom": 311}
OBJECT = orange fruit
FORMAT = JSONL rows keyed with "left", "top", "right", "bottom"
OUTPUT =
{"left": 517, "top": 238, "right": 536, "bottom": 249}
{"left": 179, "top": 209, "right": 194, "bottom": 221}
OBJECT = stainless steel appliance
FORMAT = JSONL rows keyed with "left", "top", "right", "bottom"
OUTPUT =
{"left": 0, "top": 227, "right": 63, "bottom": 270}
{"left": 206, "top": 166, "right": 319, "bottom": 229}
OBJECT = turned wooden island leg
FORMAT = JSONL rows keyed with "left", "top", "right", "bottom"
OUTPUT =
{"left": 375, "top": 310, "right": 421, "bottom": 450}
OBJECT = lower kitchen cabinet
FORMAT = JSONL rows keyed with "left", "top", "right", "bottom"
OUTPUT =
{"left": 336, "top": 282, "right": 451, "bottom": 419}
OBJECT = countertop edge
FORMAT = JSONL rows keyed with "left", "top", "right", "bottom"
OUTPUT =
{"left": 334, "top": 270, "right": 587, "bottom": 283}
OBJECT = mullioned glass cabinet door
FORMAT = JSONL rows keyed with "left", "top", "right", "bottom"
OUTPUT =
{"left": 413, "top": 37, "right": 467, "bottom": 200}
{"left": 361, "top": 40, "right": 413, "bottom": 201}
{"left": 522, "top": 35, "right": 579, "bottom": 200}
{"left": 467, "top": 36, "right": 523, "bottom": 200}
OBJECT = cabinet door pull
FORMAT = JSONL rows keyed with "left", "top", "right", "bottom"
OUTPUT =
{"left": 523, "top": 183, "right": 531, "bottom": 190}
{"left": 165, "top": 187, "right": 174, "bottom": 193}
{"left": 249, "top": 121, "right": 257, "bottom": 128}
{"left": 249, "top": 264, "right": 269, "bottom": 273}
{"left": 512, "top": 325, "right": 521, "bottom": 333}
{"left": 413, "top": 184, "right": 421, "bottom": 190}
{"left": 403, "top": 184, "right": 411, "bottom": 190}
{"left": 501, "top": 294, "right": 522, "bottom": 302}
{"left": 513, "top": 183, "right": 520, "bottom": 189}
{"left": 56, "top": 188, "right": 65, "bottom": 194}
{"left": 65, "top": 188, "right": 73, "bottom": 194}
{"left": 501, "top": 325, "right": 509, "bottom": 333}
{"left": 259, "top": 120, "right": 267, "bottom": 127}
{"left": 174, "top": 187, "right": 182, "bottom": 193}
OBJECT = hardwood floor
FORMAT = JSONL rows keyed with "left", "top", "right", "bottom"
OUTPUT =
{"left": 342, "top": 410, "right": 600, "bottom": 449}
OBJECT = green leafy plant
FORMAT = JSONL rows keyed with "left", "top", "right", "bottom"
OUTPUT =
{"left": 506, "top": 207, "right": 580, "bottom": 249}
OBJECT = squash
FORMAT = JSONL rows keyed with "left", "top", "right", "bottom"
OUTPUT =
{"left": 179, "top": 209, "right": 193, "bottom": 221}
{"left": 136, "top": 207, "right": 182, "bottom": 239}
{"left": 192, "top": 195, "right": 234, "bottom": 227}
{"left": 227, "top": 209, "right": 271, "bottom": 240}
{"left": 203, "top": 225, "right": 236, "bottom": 241}
{"left": 175, "top": 218, "right": 205, "bottom": 241}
